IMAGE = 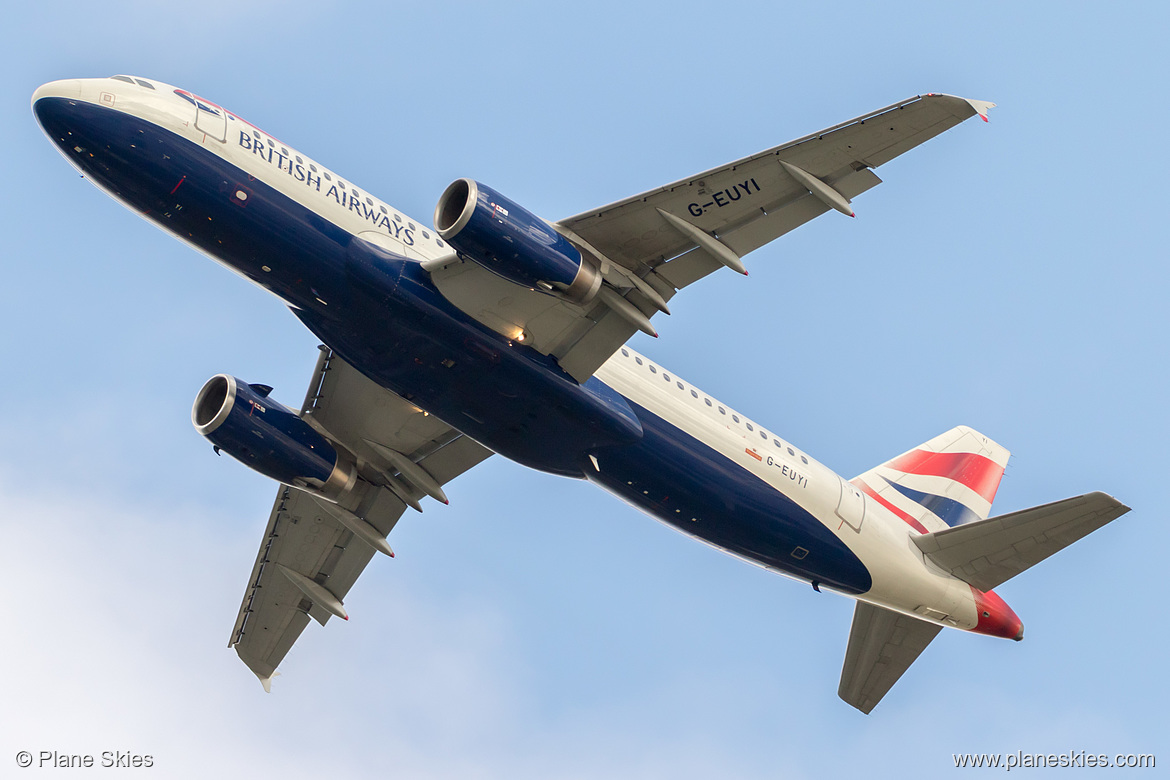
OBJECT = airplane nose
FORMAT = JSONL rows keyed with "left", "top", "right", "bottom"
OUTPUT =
{"left": 32, "top": 79, "right": 82, "bottom": 108}
{"left": 31, "top": 79, "right": 87, "bottom": 138}
{"left": 971, "top": 587, "right": 1024, "bottom": 641}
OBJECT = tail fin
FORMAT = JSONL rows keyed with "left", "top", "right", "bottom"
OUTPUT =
{"left": 852, "top": 425, "right": 1010, "bottom": 534}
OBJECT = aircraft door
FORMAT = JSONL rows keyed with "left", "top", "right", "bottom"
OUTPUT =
{"left": 836, "top": 477, "right": 865, "bottom": 532}
{"left": 193, "top": 96, "right": 227, "bottom": 142}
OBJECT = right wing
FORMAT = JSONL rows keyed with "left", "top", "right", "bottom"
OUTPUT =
{"left": 839, "top": 601, "right": 942, "bottom": 714}
{"left": 229, "top": 347, "right": 493, "bottom": 688}
{"left": 430, "top": 94, "right": 994, "bottom": 382}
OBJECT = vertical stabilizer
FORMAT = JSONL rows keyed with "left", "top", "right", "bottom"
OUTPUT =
{"left": 852, "top": 426, "right": 1009, "bottom": 534}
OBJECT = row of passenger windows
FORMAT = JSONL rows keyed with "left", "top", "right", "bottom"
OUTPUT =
{"left": 241, "top": 130, "right": 444, "bottom": 247}
{"left": 619, "top": 348, "right": 809, "bottom": 465}
{"left": 155, "top": 80, "right": 442, "bottom": 251}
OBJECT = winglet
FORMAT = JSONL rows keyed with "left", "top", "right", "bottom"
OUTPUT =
{"left": 258, "top": 670, "right": 280, "bottom": 693}
{"left": 924, "top": 94, "right": 996, "bottom": 122}
{"left": 966, "top": 98, "right": 996, "bottom": 122}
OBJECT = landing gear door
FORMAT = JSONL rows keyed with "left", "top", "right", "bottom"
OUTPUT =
{"left": 836, "top": 477, "right": 865, "bottom": 532}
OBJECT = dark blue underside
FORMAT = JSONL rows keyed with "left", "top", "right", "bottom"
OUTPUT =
{"left": 590, "top": 400, "right": 870, "bottom": 592}
{"left": 35, "top": 97, "right": 871, "bottom": 595}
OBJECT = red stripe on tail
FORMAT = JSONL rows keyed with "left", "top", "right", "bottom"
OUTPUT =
{"left": 854, "top": 478, "right": 929, "bottom": 534}
{"left": 886, "top": 450, "right": 1005, "bottom": 503}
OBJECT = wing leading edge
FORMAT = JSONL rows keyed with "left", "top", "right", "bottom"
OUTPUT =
{"left": 430, "top": 93, "right": 993, "bottom": 383}
{"left": 229, "top": 347, "right": 492, "bottom": 688}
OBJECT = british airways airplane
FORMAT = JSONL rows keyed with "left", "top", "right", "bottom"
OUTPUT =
{"left": 33, "top": 75, "right": 1129, "bottom": 713}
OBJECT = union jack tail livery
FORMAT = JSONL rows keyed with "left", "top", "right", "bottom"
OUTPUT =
{"left": 852, "top": 426, "right": 1010, "bottom": 534}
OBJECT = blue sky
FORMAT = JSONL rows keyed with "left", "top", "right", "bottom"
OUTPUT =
{"left": 2, "top": 1, "right": 1166, "bottom": 777}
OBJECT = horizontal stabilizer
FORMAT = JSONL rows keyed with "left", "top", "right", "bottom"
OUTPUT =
{"left": 839, "top": 601, "right": 942, "bottom": 714}
{"left": 912, "top": 492, "right": 1130, "bottom": 592}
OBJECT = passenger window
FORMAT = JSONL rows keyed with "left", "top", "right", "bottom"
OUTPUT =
{"left": 423, "top": 231, "right": 431, "bottom": 239}
{"left": 746, "top": 422, "right": 753, "bottom": 431}
{"left": 760, "top": 431, "right": 767, "bottom": 440}
{"left": 774, "top": 439, "right": 782, "bottom": 448}
{"left": 437, "top": 239, "right": 445, "bottom": 247}
{"left": 663, "top": 373, "right": 670, "bottom": 381}
{"left": 732, "top": 415, "right": 740, "bottom": 423}
{"left": 649, "top": 365, "right": 656, "bottom": 374}
{"left": 621, "top": 349, "right": 629, "bottom": 357}
{"left": 787, "top": 447, "right": 795, "bottom": 456}
{"left": 635, "top": 357, "right": 643, "bottom": 365}
{"left": 801, "top": 456, "right": 808, "bottom": 464}
{"left": 719, "top": 407, "right": 726, "bottom": 414}
{"left": 691, "top": 390, "right": 698, "bottom": 398}
{"left": 705, "top": 398, "right": 712, "bottom": 406}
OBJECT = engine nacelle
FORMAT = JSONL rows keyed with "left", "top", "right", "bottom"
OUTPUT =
{"left": 192, "top": 374, "right": 357, "bottom": 501}
{"left": 434, "top": 178, "right": 599, "bottom": 301}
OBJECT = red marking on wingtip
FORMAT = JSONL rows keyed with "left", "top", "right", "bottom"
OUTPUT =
{"left": 442, "top": 499, "right": 450, "bottom": 505}
{"left": 980, "top": 114, "right": 988, "bottom": 122}
{"left": 342, "top": 615, "right": 349, "bottom": 621}
{"left": 849, "top": 212, "right": 856, "bottom": 218}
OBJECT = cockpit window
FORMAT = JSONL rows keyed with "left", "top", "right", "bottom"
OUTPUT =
{"left": 134, "top": 79, "right": 155, "bottom": 89}
{"left": 111, "top": 75, "right": 134, "bottom": 84}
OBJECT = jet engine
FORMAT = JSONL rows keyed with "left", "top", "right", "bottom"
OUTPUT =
{"left": 434, "top": 178, "right": 600, "bottom": 301}
{"left": 192, "top": 374, "right": 357, "bottom": 502}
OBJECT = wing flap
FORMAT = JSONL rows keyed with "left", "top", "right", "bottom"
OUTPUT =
{"left": 912, "top": 492, "right": 1130, "bottom": 592}
{"left": 229, "top": 347, "right": 493, "bottom": 686}
{"left": 839, "top": 601, "right": 942, "bottom": 714}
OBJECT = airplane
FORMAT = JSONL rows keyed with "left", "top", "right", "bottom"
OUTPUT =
{"left": 32, "top": 75, "right": 1130, "bottom": 713}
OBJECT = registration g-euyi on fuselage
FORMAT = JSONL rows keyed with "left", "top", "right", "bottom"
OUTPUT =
{"left": 33, "top": 74, "right": 1129, "bottom": 714}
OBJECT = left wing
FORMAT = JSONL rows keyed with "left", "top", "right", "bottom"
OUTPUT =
{"left": 839, "top": 601, "right": 942, "bottom": 714}
{"left": 229, "top": 347, "right": 493, "bottom": 688}
{"left": 430, "top": 93, "right": 993, "bottom": 382}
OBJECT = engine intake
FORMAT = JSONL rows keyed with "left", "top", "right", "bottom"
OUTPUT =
{"left": 434, "top": 178, "right": 599, "bottom": 301}
{"left": 192, "top": 374, "right": 356, "bottom": 501}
